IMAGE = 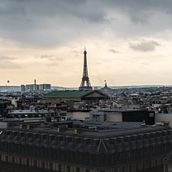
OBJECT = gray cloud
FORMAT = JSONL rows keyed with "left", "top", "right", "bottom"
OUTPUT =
{"left": 40, "top": 55, "right": 54, "bottom": 60}
{"left": 72, "top": 50, "right": 81, "bottom": 56}
{"left": 102, "top": 0, "right": 172, "bottom": 16}
{"left": 39, "top": 55, "right": 63, "bottom": 62}
{"left": 129, "top": 41, "right": 160, "bottom": 52}
{"left": 109, "top": 49, "right": 119, "bottom": 54}
{"left": 0, "top": 56, "right": 21, "bottom": 69}
{"left": 0, "top": 0, "right": 172, "bottom": 46}
{"left": 0, "top": 56, "right": 16, "bottom": 60}
{"left": 141, "top": 62, "right": 150, "bottom": 66}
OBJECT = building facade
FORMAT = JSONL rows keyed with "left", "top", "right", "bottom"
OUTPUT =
{"left": 0, "top": 122, "right": 171, "bottom": 172}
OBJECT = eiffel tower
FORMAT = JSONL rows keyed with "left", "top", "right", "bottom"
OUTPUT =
{"left": 79, "top": 48, "right": 92, "bottom": 90}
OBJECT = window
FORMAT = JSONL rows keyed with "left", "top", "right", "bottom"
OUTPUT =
{"left": 19, "top": 157, "right": 22, "bottom": 164}
{"left": 59, "top": 164, "right": 62, "bottom": 172}
{"left": 67, "top": 166, "right": 70, "bottom": 172}
{"left": 49, "top": 162, "right": 53, "bottom": 170}
{"left": 33, "top": 160, "right": 37, "bottom": 167}
{"left": 41, "top": 161, "right": 45, "bottom": 168}
{"left": 5, "top": 155, "right": 8, "bottom": 162}
{"left": 12, "top": 156, "right": 15, "bottom": 163}
{"left": 26, "top": 158, "right": 29, "bottom": 166}
{"left": 76, "top": 167, "right": 80, "bottom": 172}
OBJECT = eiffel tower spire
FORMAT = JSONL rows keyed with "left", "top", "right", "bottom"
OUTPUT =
{"left": 79, "top": 48, "right": 92, "bottom": 90}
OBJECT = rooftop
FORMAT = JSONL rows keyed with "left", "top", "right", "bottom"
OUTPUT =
{"left": 0, "top": 121, "right": 171, "bottom": 155}
{"left": 1, "top": 121, "right": 169, "bottom": 139}
{"left": 8, "top": 109, "right": 49, "bottom": 115}
{"left": 44, "top": 90, "right": 92, "bottom": 98}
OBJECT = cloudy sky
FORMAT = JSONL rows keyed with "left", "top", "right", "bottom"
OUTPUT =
{"left": 1, "top": 0, "right": 172, "bottom": 86}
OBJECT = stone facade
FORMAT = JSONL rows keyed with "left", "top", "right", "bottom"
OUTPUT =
{"left": 0, "top": 123, "right": 171, "bottom": 172}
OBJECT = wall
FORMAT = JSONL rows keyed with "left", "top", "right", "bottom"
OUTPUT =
{"left": 155, "top": 114, "right": 172, "bottom": 127}
{"left": 105, "top": 111, "right": 122, "bottom": 122}
{"left": 70, "top": 111, "right": 90, "bottom": 120}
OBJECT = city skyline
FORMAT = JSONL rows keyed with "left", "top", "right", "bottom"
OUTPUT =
{"left": 1, "top": 0, "right": 172, "bottom": 86}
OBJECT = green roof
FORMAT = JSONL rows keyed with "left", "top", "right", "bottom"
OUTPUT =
{"left": 44, "top": 90, "right": 93, "bottom": 98}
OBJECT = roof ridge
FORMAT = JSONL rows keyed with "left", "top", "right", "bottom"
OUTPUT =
{"left": 97, "top": 139, "right": 108, "bottom": 153}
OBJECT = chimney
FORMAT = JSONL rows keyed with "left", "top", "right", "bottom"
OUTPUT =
{"left": 74, "top": 129, "right": 78, "bottom": 134}
{"left": 57, "top": 128, "right": 60, "bottom": 132}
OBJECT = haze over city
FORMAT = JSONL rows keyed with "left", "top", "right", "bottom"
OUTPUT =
{"left": 1, "top": 0, "right": 172, "bottom": 87}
